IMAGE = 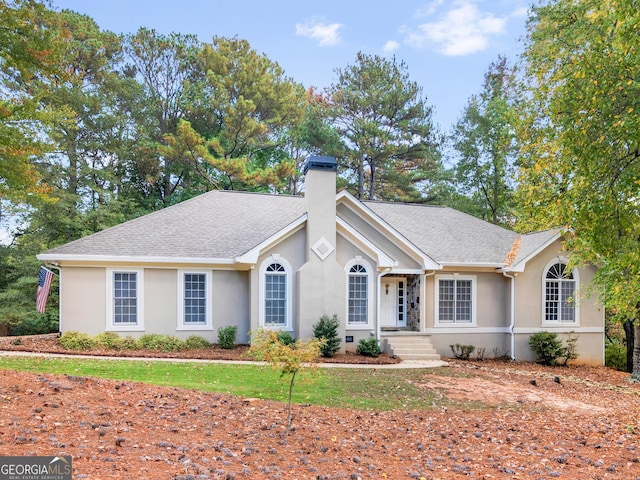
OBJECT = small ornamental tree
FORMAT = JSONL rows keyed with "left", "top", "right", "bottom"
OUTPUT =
{"left": 248, "top": 329, "right": 322, "bottom": 435}
{"left": 313, "top": 314, "right": 341, "bottom": 358}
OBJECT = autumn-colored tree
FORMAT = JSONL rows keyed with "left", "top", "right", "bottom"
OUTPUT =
{"left": 166, "top": 36, "right": 306, "bottom": 193}
{"left": 515, "top": 0, "right": 640, "bottom": 378}
{"left": 0, "top": 0, "right": 69, "bottom": 204}
{"left": 248, "top": 329, "right": 322, "bottom": 435}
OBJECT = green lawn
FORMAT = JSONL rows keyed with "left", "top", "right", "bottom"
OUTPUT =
{"left": 0, "top": 356, "right": 455, "bottom": 410}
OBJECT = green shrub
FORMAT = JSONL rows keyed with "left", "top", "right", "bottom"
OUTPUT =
{"left": 10, "top": 315, "right": 58, "bottom": 336}
{"left": 217, "top": 326, "right": 238, "bottom": 349}
{"left": 605, "top": 340, "right": 627, "bottom": 372}
{"left": 277, "top": 331, "right": 296, "bottom": 347}
{"left": 313, "top": 314, "right": 341, "bottom": 357}
{"left": 185, "top": 335, "right": 211, "bottom": 350}
{"left": 138, "top": 334, "right": 185, "bottom": 352}
{"left": 356, "top": 337, "right": 381, "bottom": 357}
{"left": 59, "top": 332, "right": 96, "bottom": 351}
{"left": 450, "top": 343, "right": 475, "bottom": 360}
{"left": 95, "top": 332, "right": 123, "bottom": 350}
{"left": 529, "top": 331, "right": 564, "bottom": 365}
{"left": 119, "top": 336, "right": 140, "bottom": 350}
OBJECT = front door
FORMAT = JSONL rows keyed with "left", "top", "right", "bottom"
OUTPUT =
{"left": 380, "top": 278, "right": 407, "bottom": 328}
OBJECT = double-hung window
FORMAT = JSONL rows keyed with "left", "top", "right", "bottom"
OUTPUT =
{"left": 178, "top": 270, "right": 212, "bottom": 330}
{"left": 107, "top": 269, "right": 144, "bottom": 331}
{"left": 544, "top": 262, "right": 576, "bottom": 324}
{"left": 435, "top": 275, "right": 476, "bottom": 325}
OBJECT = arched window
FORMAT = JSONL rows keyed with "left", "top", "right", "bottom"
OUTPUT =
{"left": 544, "top": 262, "right": 576, "bottom": 323}
{"left": 348, "top": 264, "right": 368, "bottom": 325}
{"left": 259, "top": 257, "right": 293, "bottom": 329}
{"left": 265, "top": 262, "right": 287, "bottom": 327}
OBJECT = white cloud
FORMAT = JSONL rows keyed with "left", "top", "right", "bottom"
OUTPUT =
{"left": 403, "top": 0, "right": 508, "bottom": 56}
{"left": 382, "top": 40, "right": 400, "bottom": 54}
{"left": 295, "top": 18, "right": 343, "bottom": 47}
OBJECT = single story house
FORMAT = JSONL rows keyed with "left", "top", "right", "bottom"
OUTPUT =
{"left": 38, "top": 156, "right": 604, "bottom": 364}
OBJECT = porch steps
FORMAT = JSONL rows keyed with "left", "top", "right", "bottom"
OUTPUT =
{"left": 382, "top": 334, "right": 441, "bottom": 361}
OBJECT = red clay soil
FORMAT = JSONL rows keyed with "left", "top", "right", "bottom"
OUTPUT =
{"left": 0, "top": 336, "right": 639, "bottom": 479}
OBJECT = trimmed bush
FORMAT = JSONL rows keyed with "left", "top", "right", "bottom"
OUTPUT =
{"left": 119, "top": 336, "right": 140, "bottom": 350}
{"left": 185, "top": 335, "right": 211, "bottom": 350}
{"left": 138, "top": 334, "right": 184, "bottom": 352}
{"left": 356, "top": 337, "right": 381, "bottom": 357}
{"left": 95, "top": 332, "right": 124, "bottom": 350}
{"left": 217, "top": 326, "right": 238, "bottom": 349}
{"left": 313, "top": 314, "right": 341, "bottom": 358}
{"left": 529, "top": 331, "right": 564, "bottom": 365}
{"left": 59, "top": 332, "right": 96, "bottom": 351}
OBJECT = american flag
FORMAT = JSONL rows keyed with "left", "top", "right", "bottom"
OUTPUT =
{"left": 36, "top": 266, "right": 54, "bottom": 313}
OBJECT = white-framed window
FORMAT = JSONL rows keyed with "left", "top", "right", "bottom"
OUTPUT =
{"left": 177, "top": 270, "right": 213, "bottom": 330}
{"left": 435, "top": 274, "right": 476, "bottom": 326}
{"left": 259, "top": 256, "right": 292, "bottom": 329}
{"left": 106, "top": 268, "right": 144, "bottom": 331}
{"left": 543, "top": 260, "right": 578, "bottom": 325}
{"left": 345, "top": 258, "right": 373, "bottom": 328}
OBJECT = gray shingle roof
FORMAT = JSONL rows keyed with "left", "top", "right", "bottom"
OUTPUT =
{"left": 363, "top": 201, "right": 519, "bottom": 265}
{"left": 41, "top": 189, "right": 554, "bottom": 268}
{"left": 42, "top": 190, "right": 305, "bottom": 260}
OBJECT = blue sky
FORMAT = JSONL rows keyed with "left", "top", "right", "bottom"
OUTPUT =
{"left": 52, "top": 0, "right": 530, "bottom": 133}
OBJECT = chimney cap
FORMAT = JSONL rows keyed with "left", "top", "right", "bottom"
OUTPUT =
{"left": 303, "top": 156, "right": 337, "bottom": 174}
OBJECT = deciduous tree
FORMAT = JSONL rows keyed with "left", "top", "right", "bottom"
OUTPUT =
{"left": 515, "top": 0, "right": 640, "bottom": 378}
{"left": 450, "top": 56, "right": 517, "bottom": 225}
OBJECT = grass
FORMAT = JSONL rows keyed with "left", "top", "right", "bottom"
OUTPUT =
{"left": 0, "top": 356, "right": 457, "bottom": 410}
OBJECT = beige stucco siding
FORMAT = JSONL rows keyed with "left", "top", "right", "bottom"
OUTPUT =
{"left": 60, "top": 266, "right": 251, "bottom": 344}
{"left": 213, "top": 270, "right": 250, "bottom": 344}
{"left": 142, "top": 269, "right": 177, "bottom": 336}
{"left": 514, "top": 241, "right": 602, "bottom": 329}
{"left": 424, "top": 271, "right": 509, "bottom": 329}
{"left": 512, "top": 240, "right": 604, "bottom": 364}
{"left": 60, "top": 267, "right": 106, "bottom": 335}
{"left": 250, "top": 229, "right": 307, "bottom": 336}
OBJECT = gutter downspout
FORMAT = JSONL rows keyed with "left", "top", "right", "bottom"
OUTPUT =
{"left": 502, "top": 271, "right": 516, "bottom": 360}
{"left": 422, "top": 270, "right": 436, "bottom": 332}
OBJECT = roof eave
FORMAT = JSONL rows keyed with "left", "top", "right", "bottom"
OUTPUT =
{"left": 336, "top": 191, "right": 441, "bottom": 270}
{"left": 37, "top": 253, "right": 237, "bottom": 266}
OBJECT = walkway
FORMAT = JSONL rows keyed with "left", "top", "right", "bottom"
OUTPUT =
{"left": 0, "top": 350, "right": 448, "bottom": 369}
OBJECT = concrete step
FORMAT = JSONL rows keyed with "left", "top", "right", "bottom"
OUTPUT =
{"left": 383, "top": 334, "right": 441, "bottom": 362}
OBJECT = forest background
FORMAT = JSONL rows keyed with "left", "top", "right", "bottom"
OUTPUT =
{"left": 1, "top": 0, "right": 639, "bottom": 377}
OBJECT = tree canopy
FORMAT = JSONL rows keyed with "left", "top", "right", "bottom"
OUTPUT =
{"left": 515, "top": 0, "right": 640, "bottom": 376}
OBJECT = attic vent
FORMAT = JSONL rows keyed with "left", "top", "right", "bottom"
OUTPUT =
{"left": 303, "top": 156, "right": 337, "bottom": 174}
